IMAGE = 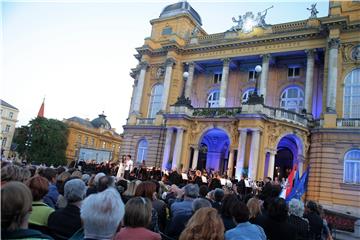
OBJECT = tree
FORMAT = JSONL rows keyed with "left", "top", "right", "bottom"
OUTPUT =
{"left": 13, "top": 117, "right": 68, "bottom": 166}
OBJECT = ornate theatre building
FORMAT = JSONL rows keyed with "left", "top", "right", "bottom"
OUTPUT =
{"left": 121, "top": 1, "right": 360, "bottom": 215}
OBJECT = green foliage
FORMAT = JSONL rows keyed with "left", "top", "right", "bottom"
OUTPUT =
{"left": 13, "top": 117, "right": 68, "bottom": 166}
{"left": 12, "top": 125, "right": 30, "bottom": 159}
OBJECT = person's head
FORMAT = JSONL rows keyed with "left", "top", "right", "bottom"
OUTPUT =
{"left": 199, "top": 185, "right": 209, "bottom": 198}
{"left": 81, "top": 188, "right": 125, "bottom": 239}
{"left": 97, "top": 176, "right": 115, "bottom": 192}
{"left": 232, "top": 200, "right": 250, "bottom": 224}
{"left": 71, "top": 170, "right": 82, "bottom": 179}
{"left": 214, "top": 188, "right": 224, "bottom": 202}
{"left": 123, "top": 197, "right": 152, "bottom": 228}
{"left": 206, "top": 190, "right": 215, "bottom": 201}
{"left": 264, "top": 177, "right": 272, "bottom": 183}
{"left": 123, "top": 180, "right": 141, "bottom": 197}
{"left": 41, "top": 167, "right": 57, "bottom": 183}
{"left": 1, "top": 181, "right": 33, "bottom": 231}
{"left": 195, "top": 170, "right": 201, "bottom": 176}
{"left": 64, "top": 179, "right": 86, "bottom": 204}
{"left": 94, "top": 172, "right": 106, "bottom": 187}
{"left": 56, "top": 171, "right": 71, "bottom": 195}
{"left": 179, "top": 207, "right": 224, "bottom": 240}
{"left": 268, "top": 197, "right": 288, "bottom": 222}
{"left": 306, "top": 200, "right": 319, "bottom": 215}
{"left": 26, "top": 176, "right": 49, "bottom": 201}
{"left": 183, "top": 183, "right": 199, "bottom": 199}
{"left": 134, "top": 181, "right": 157, "bottom": 200}
{"left": 247, "top": 197, "right": 262, "bottom": 219}
{"left": 1, "top": 165, "right": 21, "bottom": 183}
{"left": 126, "top": 155, "right": 132, "bottom": 160}
{"left": 81, "top": 174, "right": 91, "bottom": 185}
{"left": 220, "top": 194, "right": 239, "bottom": 218}
{"left": 288, "top": 198, "right": 305, "bottom": 217}
{"left": 192, "top": 198, "right": 212, "bottom": 212}
{"left": 57, "top": 166, "right": 66, "bottom": 175}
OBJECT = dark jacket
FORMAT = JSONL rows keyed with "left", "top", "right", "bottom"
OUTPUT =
{"left": 304, "top": 212, "right": 323, "bottom": 240}
{"left": 287, "top": 214, "right": 310, "bottom": 240}
{"left": 48, "top": 204, "right": 82, "bottom": 239}
{"left": 152, "top": 199, "right": 167, "bottom": 232}
{"left": 165, "top": 213, "right": 192, "bottom": 240}
{"left": 209, "top": 178, "right": 222, "bottom": 190}
{"left": 221, "top": 215, "right": 236, "bottom": 231}
{"left": 43, "top": 184, "right": 59, "bottom": 209}
{"left": 1, "top": 229, "right": 53, "bottom": 239}
{"left": 258, "top": 215, "right": 296, "bottom": 240}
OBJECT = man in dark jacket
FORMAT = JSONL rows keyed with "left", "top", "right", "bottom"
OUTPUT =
{"left": 48, "top": 179, "right": 86, "bottom": 239}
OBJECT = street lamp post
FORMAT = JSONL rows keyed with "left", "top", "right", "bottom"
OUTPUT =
{"left": 173, "top": 71, "right": 193, "bottom": 108}
{"left": 246, "top": 64, "right": 264, "bottom": 105}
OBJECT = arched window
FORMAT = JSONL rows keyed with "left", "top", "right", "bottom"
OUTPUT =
{"left": 343, "top": 68, "right": 360, "bottom": 118}
{"left": 207, "top": 90, "right": 220, "bottom": 108}
{"left": 136, "top": 139, "right": 148, "bottom": 163}
{"left": 280, "top": 87, "right": 304, "bottom": 113}
{"left": 148, "top": 84, "right": 163, "bottom": 118}
{"left": 241, "top": 88, "right": 255, "bottom": 103}
{"left": 344, "top": 149, "right": 360, "bottom": 184}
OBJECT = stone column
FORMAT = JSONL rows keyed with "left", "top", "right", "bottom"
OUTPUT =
{"left": 132, "top": 61, "right": 148, "bottom": 114}
{"left": 298, "top": 154, "right": 305, "bottom": 176}
{"left": 235, "top": 128, "right": 247, "bottom": 179}
{"left": 267, "top": 150, "right": 276, "bottom": 179}
{"left": 248, "top": 129, "right": 261, "bottom": 180}
{"left": 172, "top": 127, "right": 184, "bottom": 170}
{"left": 162, "top": 128, "right": 173, "bottom": 170}
{"left": 227, "top": 150, "right": 235, "bottom": 177}
{"left": 259, "top": 54, "right": 270, "bottom": 101}
{"left": 305, "top": 49, "right": 315, "bottom": 114}
{"left": 161, "top": 58, "right": 176, "bottom": 112}
{"left": 191, "top": 146, "right": 199, "bottom": 170}
{"left": 185, "top": 62, "right": 195, "bottom": 99}
{"left": 128, "top": 79, "right": 137, "bottom": 115}
{"left": 326, "top": 38, "right": 340, "bottom": 113}
{"left": 219, "top": 58, "right": 230, "bottom": 107}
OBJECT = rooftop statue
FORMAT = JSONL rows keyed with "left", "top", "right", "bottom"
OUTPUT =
{"left": 307, "top": 3, "right": 319, "bottom": 19}
{"left": 229, "top": 6, "right": 273, "bottom": 33}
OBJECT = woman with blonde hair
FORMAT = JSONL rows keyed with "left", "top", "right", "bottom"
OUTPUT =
{"left": 247, "top": 197, "right": 262, "bottom": 224}
{"left": 179, "top": 207, "right": 225, "bottom": 240}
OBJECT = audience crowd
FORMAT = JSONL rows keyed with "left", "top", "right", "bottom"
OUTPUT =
{"left": 1, "top": 159, "right": 333, "bottom": 240}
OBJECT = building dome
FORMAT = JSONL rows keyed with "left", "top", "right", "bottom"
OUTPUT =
{"left": 159, "top": 1, "right": 202, "bottom": 25}
{"left": 91, "top": 113, "right": 111, "bottom": 130}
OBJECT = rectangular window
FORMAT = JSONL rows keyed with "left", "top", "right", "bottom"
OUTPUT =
{"left": 84, "top": 136, "right": 88, "bottom": 145}
{"left": 5, "top": 125, "right": 10, "bottom": 132}
{"left": 288, "top": 67, "right": 300, "bottom": 78}
{"left": 213, "top": 73, "right": 222, "bottom": 84}
{"left": 248, "top": 70, "right": 256, "bottom": 81}
{"left": 77, "top": 134, "right": 81, "bottom": 143}
{"left": 162, "top": 27, "right": 172, "bottom": 35}
{"left": 2, "top": 137, "right": 7, "bottom": 147}
{"left": 91, "top": 138, "right": 95, "bottom": 146}
{"left": 9, "top": 112, "right": 13, "bottom": 119}
{"left": 102, "top": 141, "right": 106, "bottom": 149}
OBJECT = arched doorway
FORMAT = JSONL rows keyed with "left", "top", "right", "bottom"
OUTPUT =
{"left": 197, "top": 128, "right": 230, "bottom": 174}
{"left": 274, "top": 134, "right": 303, "bottom": 180}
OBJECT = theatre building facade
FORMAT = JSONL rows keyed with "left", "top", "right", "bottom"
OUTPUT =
{"left": 121, "top": 1, "right": 360, "bottom": 215}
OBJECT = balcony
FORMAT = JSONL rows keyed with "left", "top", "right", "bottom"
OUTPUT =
{"left": 169, "top": 104, "right": 310, "bottom": 127}
{"left": 136, "top": 118, "right": 155, "bottom": 125}
{"left": 337, "top": 119, "right": 360, "bottom": 128}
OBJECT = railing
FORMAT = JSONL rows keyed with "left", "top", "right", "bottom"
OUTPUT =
{"left": 337, "top": 119, "right": 360, "bottom": 128}
{"left": 192, "top": 107, "right": 242, "bottom": 118}
{"left": 136, "top": 118, "right": 155, "bottom": 125}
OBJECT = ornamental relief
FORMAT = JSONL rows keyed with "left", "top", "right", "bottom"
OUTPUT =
{"left": 341, "top": 42, "right": 360, "bottom": 63}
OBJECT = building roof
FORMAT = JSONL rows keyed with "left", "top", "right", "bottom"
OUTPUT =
{"left": 159, "top": 1, "right": 202, "bottom": 26}
{"left": 67, "top": 116, "right": 94, "bottom": 129}
{"left": 67, "top": 113, "right": 112, "bottom": 130}
{"left": 91, "top": 114, "right": 112, "bottom": 130}
{"left": 0, "top": 99, "right": 18, "bottom": 110}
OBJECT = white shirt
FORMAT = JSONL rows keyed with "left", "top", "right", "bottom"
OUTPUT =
{"left": 125, "top": 159, "right": 133, "bottom": 171}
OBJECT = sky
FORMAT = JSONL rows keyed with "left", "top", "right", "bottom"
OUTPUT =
{"left": 1, "top": 0, "right": 329, "bottom": 133}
